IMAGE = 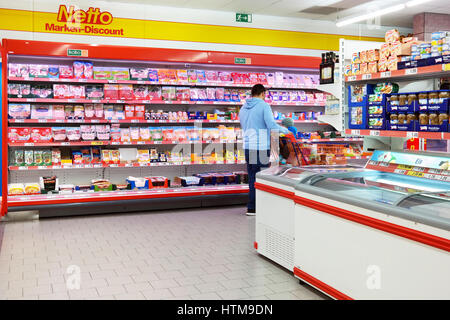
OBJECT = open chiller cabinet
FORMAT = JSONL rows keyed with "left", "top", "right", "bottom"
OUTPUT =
{"left": 2, "top": 39, "right": 327, "bottom": 218}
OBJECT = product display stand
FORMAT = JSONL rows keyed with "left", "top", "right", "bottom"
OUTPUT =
{"left": 2, "top": 39, "right": 325, "bottom": 218}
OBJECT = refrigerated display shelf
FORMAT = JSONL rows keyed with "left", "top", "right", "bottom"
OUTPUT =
{"left": 8, "top": 98, "right": 325, "bottom": 107}
{"left": 345, "top": 63, "right": 450, "bottom": 83}
{"left": 8, "top": 77, "right": 319, "bottom": 90}
{"left": 7, "top": 184, "right": 249, "bottom": 207}
{"left": 8, "top": 140, "right": 243, "bottom": 147}
{"left": 297, "top": 138, "right": 364, "bottom": 143}
{"left": 9, "top": 160, "right": 247, "bottom": 171}
{"left": 8, "top": 119, "right": 320, "bottom": 124}
{"left": 345, "top": 129, "right": 449, "bottom": 140}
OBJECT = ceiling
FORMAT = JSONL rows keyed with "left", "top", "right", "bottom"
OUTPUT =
{"left": 103, "top": 0, "right": 450, "bottom": 28}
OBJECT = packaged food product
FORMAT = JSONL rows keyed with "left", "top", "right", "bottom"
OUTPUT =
{"left": 148, "top": 69, "right": 158, "bottom": 83}
{"left": 351, "top": 52, "right": 360, "bottom": 64}
{"left": 419, "top": 113, "right": 429, "bottom": 125}
{"left": 133, "top": 85, "right": 148, "bottom": 100}
{"left": 130, "top": 68, "right": 149, "bottom": 80}
{"left": 84, "top": 62, "right": 94, "bottom": 79}
{"left": 102, "top": 150, "right": 112, "bottom": 163}
{"left": 429, "top": 113, "right": 439, "bottom": 125}
{"left": 439, "top": 113, "right": 449, "bottom": 124}
{"left": 138, "top": 150, "right": 150, "bottom": 164}
{"left": 390, "top": 41, "right": 402, "bottom": 56}
{"left": 120, "top": 128, "right": 131, "bottom": 142}
{"left": 9, "top": 104, "right": 31, "bottom": 119}
{"left": 70, "top": 85, "right": 86, "bottom": 99}
{"left": 72, "top": 150, "right": 83, "bottom": 165}
{"left": 118, "top": 84, "right": 134, "bottom": 100}
{"left": 80, "top": 147, "right": 92, "bottom": 164}
{"left": 52, "top": 149, "right": 61, "bottom": 164}
{"left": 418, "top": 92, "right": 428, "bottom": 105}
{"left": 86, "top": 85, "right": 104, "bottom": 99}
{"left": 104, "top": 84, "right": 119, "bottom": 100}
{"left": 351, "top": 64, "right": 360, "bottom": 75}
{"left": 31, "top": 84, "right": 53, "bottom": 99}
{"left": 32, "top": 150, "right": 43, "bottom": 165}
{"left": 59, "top": 66, "right": 73, "bottom": 79}
{"left": 42, "top": 150, "right": 52, "bottom": 166}
{"left": 66, "top": 127, "right": 81, "bottom": 141}
{"left": 80, "top": 125, "right": 96, "bottom": 140}
{"left": 8, "top": 127, "right": 31, "bottom": 142}
{"left": 161, "top": 86, "right": 176, "bottom": 101}
{"left": 148, "top": 86, "right": 162, "bottom": 100}
{"left": 8, "top": 64, "right": 21, "bottom": 78}
{"left": 360, "top": 63, "right": 368, "bottom": 74}
{"left": 48, "top": 65, "right": 59, "bottom": 78}
{"left": 52, "top": 127, "right": 67, "bottom": 141}
{"left": 53, "top": 84, "right": 70, "bottom": 98}
{"left": 93, "top": 67, "right": 112, "bottom": 80}
{"left": 428, "top": 91, "right": 439, "bottom": 104}
{"left": 91, "top": 147, "right": 101, "bottom": 163}
{"left": 112, "top": 68, "right": 130, "bottom": 80}
{"left": 73, "top": 61, "right": 85, "bottom": 79}
{"left": 73, "top": 105, "right": 84, "bottom": 119}
{"left": 196, "top": 70, "right": 206, "bottom": 83}
{"left": 139, "top": 127, "right": 151, "bottom": 141}
{"left": 94, "top": 104, "right": 104, "bottom": 118}
{"left": 8, "top": 183, "right": 25, "bottom": 195}
{"left": 385, "top": 29, "right": 400, "bottom": 43}
{"left": 130, "top": 127, "right": 140, "bottom": 141}
{"left": 96, "top": 125, "right": 111, "bottom": 140}
{"left": 13, "top": 150, "right": 25, "bottom": 166}
{"left": 205, "top": 70, "right": 219, "bottom": 83}
{"left": 30, "top": 127, "right": 52, "bottom": 142}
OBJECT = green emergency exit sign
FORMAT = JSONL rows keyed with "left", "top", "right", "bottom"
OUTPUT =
{"left": 236, "top": 13, "right": 252, "bottom": 23}
{"left": 234, "top": 57, "right": 252, "bottom": 65}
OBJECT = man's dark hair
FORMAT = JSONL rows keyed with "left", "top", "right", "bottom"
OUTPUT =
{"left": 251, "top": 84, "right": 266, "bottom": 97}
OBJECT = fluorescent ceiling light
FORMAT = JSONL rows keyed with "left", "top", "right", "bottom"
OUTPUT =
{"left": 406, "top": 0, "right": 434, "bottom": 7}
{"left": 336, "top": 4, "right": 405, "bottom": 27}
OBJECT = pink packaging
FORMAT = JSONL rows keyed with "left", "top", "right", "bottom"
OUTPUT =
{"left": 30, "top": 128, "right": 52, "bottom": 142}
{"left": 110, "top": 124, "right": 121, "bottom": 141}
{"left": 70, "top": 85, "right": 86, "bottom": 99}
{"left": 53, "top": 105, "right": 66, "bottom": 120}
{"left": 30, "top": 105, "right": 53, "bottom": 119}
{"left": 84, "top": 62, "right": 94, "bottom": 79}
{"left": 135, "top": 105, "right": 145, "bottom": 119}
{"left": 218, "top": 71, "right": 232, "bottom": 83}
{"left": 59, "top": 66, "right": 73, "bottom": 79}
{"left": 8, "top": 127, "right": 31, "bottom": 142}
{"left": 133, "top": 85, "right": 148, "bottom": 100}
{"left": 66, "top": 127, "right": 81, "bottom": 141}
{"left": 8, "top": 64, "right": 20, "bottom": 78}
{"left": 95, "top": 104, "right": 104, "bottom": 118}
{"left": 80, "top": 125, "right": 96, "bottom": 140}
{"left": 125, "top": 105, "right": 135, "bottom": 118}
{"left": 73, "top": 61, "right": 85, "bottom": 79}
{"left": 53, "top": 84, "right": 70, "bottom": 99}
{"left": 84, "top": 104, "right": 95, "bottom": 119}
{"left": 96, "top": 125, "right": 110, "bottom": 140}
{"left": 119, "top": 84, "right": 134, "bottom": 100}
{"left": 52, "top": 127, "right": 67, "bottom": 141}
{"left": 104, "top": 84, "right": 119, "bottom": 100}
{"left": 205, "top": 70, "right": 219, "bottom": 83}
{"left": 249, "top": 73, "right": 259, "bottom": 84}
{"left": 74, "top": 105, "right": 85, "bottom": 119}
{"left": 257, "top": 73, "right": 268, "bottom": 85}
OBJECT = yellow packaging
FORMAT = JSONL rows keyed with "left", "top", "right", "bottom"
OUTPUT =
{"left": 385, "top": 29, "right": 400, "bottom": 43}
{"left": 360, "top": 63, "right": 368, "bottom": 74}
{"left": 368, "top": 61, "right": 378, "bottom": 74}
{"left": 360, "top": 50, "right": 368, "bottom": 63}
{"left": 351, "top": 52, "right": 360, "bottom": 64}
{"left": 380, "top": 43, "right": 390, "bottom": 58}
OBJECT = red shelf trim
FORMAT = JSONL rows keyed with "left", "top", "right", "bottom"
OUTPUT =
{"left": 345, "top": 129, "right": 447, "bottom": 140}
{"left": 345, "top": 64, "right": 448, "bottom": 82}
{"left": 7, "top": 186, "right": 249, "bottom": 207}
{"left": 254, "top": 182, "right": 296, "bottom": 200}
{"left": 293, "top": 267, "right": 353, "bottom": 300}
{"left": 294, "top": 195, "right": 450, "bottom": 252}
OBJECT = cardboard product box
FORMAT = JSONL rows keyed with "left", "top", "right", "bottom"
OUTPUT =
{"left": 360, "top": 50, "right": 368, "bottom": 63}
{"left": 390, "top": 41, "right": 402, "bottom": 56}
{"left": 367, "top": 49, "right": 380, "bottom": 62}
{"left": 368, "top": 61, "right": 378, "bottom": 74}
{"left": 380, "top": 43, "right": 390, "bottom": 58}
{"left": 351, "top": 63, "right": 360, "bottom": 75}
{"left": 360, "top": 63, "right": 368, "bottom": 74}
{"left": 385, "top": 29, "right": 400, "bottom": 43}
{"left": 351, "top": 52, "right": 360, "bottom": 64}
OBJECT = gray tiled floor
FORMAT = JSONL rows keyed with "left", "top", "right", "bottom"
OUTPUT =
{"left": 0, "top": 206, "right": 328, "bottom": 300}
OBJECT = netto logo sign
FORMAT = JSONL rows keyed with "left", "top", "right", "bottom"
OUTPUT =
{"left": 57, "top": 5, "right": 113, "bottom": 25}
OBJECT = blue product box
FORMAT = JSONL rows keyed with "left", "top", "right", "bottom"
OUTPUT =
{"left": 187, "top": 112, "right": 197, "bottom": 120}
{"left": 348, "top": 84, "right": 374, "bottom": 107}
{"left": 368, "top": 93, "right": 388, "bottom": 106}
{"left": 418, "top": 120, "right": 448, "bottom": 132}
{"left": 388, "top": 98, "right": 418, "bottom": 113}
{"left": 126, "top": 179, "right": 149, "bottom": 190}
{"left": 398, "top": 60, "right": 419, "bottom": 70}
{"left": 387, "top": 119, "right": 417, "bottom": 131}
{"left": 368, "top": 117, "right": 385, "bottom": 130}
{"left": 348, "top": 105, "right": 367, "bottom": 129}
{"left": 426, "top": 99, "right": 449, "bottom": 113}
{"left": 368, "top": 105, "right": 385, "bottom": 117}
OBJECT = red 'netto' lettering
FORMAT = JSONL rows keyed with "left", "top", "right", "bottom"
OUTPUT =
{"left": 56, "top": 5, "right": 113, "bottom": 25}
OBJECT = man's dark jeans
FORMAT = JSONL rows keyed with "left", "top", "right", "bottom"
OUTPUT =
{"left": 245, "top": 149, "right": 271, "bottom": 212}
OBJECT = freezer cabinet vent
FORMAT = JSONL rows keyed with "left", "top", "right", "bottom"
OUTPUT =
{"left": 264, "top": 226, "right": 294, "bottom": 270}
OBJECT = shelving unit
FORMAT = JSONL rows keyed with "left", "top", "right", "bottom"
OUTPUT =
{"left": 2, "top": 39, "right": 327, "bottom": 217}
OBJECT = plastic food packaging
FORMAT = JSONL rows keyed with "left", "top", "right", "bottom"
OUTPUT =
{"left": 52, "top": 149, "right": 61, "bottom": 164}
{"left": 130, "top": 68, "right": 149, "bottom": 80}
{"left": 30, "top": 127, "right": 52, "bottom": 142}
{"left": 52, "top": 127, "right": 67, "bottom": 141}
{"left": 93, "top": 67, "right": 112, "bottom": 80}
{"left": 8, "top": 127, "right": 31, "bottom": 142}
{"left": 96, "top": 125, "right": 111, "bottom": 140}
{"left": 66, "top": 127, "right": 81, "bottom": 141}
{"left": 53, "top": 84, "right": 70, "bottom": 98}
{"left": 133, "top": 85, "right": 148, "bottom": 100}
{"left": 112, "top": 68, "right": 130, "bottom": 80}
{"left": 70, "top": 85, "right": 86, "bottom": 99}
{"left": 8, "top": 183, "right": 25, "bottom": 195}
{"left": 119, "top": 84, "right": 134, "bottom": 100}
{"left": 104, "top": 84, "right": 119, "bottom": 100}
{"left": 86, "top": 85, "right": 104, "bottom": 99}
{"left": 59, "top": 66, "right": 73, "bottom": 79}
{"left": 80, "top": 125, "right": 96, "bottom": 140}
{"left": 73, "top": 61, "right": 85, "bottom": 79}
{"left": 9, "top": 104, "right": 31, "bottom": 119}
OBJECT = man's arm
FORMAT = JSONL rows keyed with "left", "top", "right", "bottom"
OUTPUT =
{"left": 263, "top": 104, "right": 290, "bottom": 134}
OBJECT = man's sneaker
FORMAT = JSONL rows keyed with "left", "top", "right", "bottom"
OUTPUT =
{"left": 246, "top": 209, "right": 256, "bottom": 216}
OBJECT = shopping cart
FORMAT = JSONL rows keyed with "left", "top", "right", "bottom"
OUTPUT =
{"left": 279, "top": 135, "right": 311, "bottom": 166}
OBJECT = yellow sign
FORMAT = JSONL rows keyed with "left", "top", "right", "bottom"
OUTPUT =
{"left": 0, "top": 6, "right": 384, "bottom": 51}
{"left": 406, "top": 171, "right": 424, "bottom": 178}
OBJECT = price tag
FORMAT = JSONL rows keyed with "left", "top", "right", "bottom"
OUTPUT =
{"left": 165, "top": 101, "right": 171, "bottom": 104}
{"left": 27, "top": 98, "right": 36, "bottom": 102}
{"left": 125, "top": 164, "right": 133, "bottom": 167}
{"left": 154, "top": 141, "right": 162, "bottom": 144}
{"left": 18, "top": 167, "right": 28, "bottom": 170}
{"left": 347, "top": 76, "right": 357, "bottom": 81}
{"left": 394, "top": 169, "right": 407, "bottom": 175}
{"left": 93, "top": 164, "right": 103, "bottom": 168}
{"left": 24, "top": 143, "right": 35, "bottom": 146}
{"left": 137, "top": 81, "right": 145, "bottom": 84}
{"left": 92, "top": 100, "right": 101, "bottom": 103}
{"left": 137, "top": 141, "right": 145, "bottom": 145}
{"left": 52, "top": 166, "right": 61, "bottom": 169}
{"left": 130, "top": 119, "right": 139, "bottom": 123}
{"left": 117, "top": 100, "right": 125, "bottom": 103}
{"left": 412, "top": 166, "right": 425, "bottom": 172}
{"left": 109, "top": 80, "right": 117, "bottom": 83}
{"left": 406, "top": 131, "right": 419, "bottom": 138}
{"left": 14, "top": 119, "right": 24, "bottom": 123}
{"left": 111, "top": 141, "right": 120, "bottom": 145}
{"left": 110, "top": 164, "right": 118, "bottom": 167}
{"left": 84, "top": 165, "right": 93, "bottom": 168}
{"left": 362, "top": 74, "right": 372, "bottom": 80}
{"left": 407, "top": 171, "right": 424, "bottom": 178}
{"left": 351, "top": 130, "right": 360, "bottom": 135}
{"left": 370, "top": 130, "right": 380, "bottom": 136}
{"left": 91, "top": 141, "right": 104, "bottom": 145}
{"left": 159, "top": 120, "right": 167, "bottom": 123}
{"left": 67, "top": 99, "right": 76, "bottom": 103}
{"left": 405, "top": 68, "right": 418, "bottom": 75}
{"left": 79, "top": 79, "right": 87, "bottom": 82}
{"left": 90, "top": 119, "right": 100, "bottom": 123}
{"left": 37, "top": 166, "right": 48, "bottom": 169}
{"left": 380, "top": 71, "right": 391, "bottom": 78}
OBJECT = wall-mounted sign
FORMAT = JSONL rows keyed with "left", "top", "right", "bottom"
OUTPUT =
{"left": 236, "top": 13, "right": 252, "bottom": 23}
{"left": 67, "top": 49, "right": 89, "bottom": 57}
{"left": 234, "top": 57, "right": 252, "bottom": 65}
{"left": 45, "top": 5, "right": 124, "bottom": 36}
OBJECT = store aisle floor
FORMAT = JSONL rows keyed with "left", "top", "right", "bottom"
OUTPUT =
{"left": 0, "top": 206, "right": 327, "bottom": 300}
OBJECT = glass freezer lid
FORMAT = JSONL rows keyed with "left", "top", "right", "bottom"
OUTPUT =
{"left": 397, "top": 192, "right": 450, "bottom": 220}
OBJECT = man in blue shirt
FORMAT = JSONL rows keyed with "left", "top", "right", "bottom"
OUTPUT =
{"left": 239, "top": 84, "right": 290, "bottom": 216}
